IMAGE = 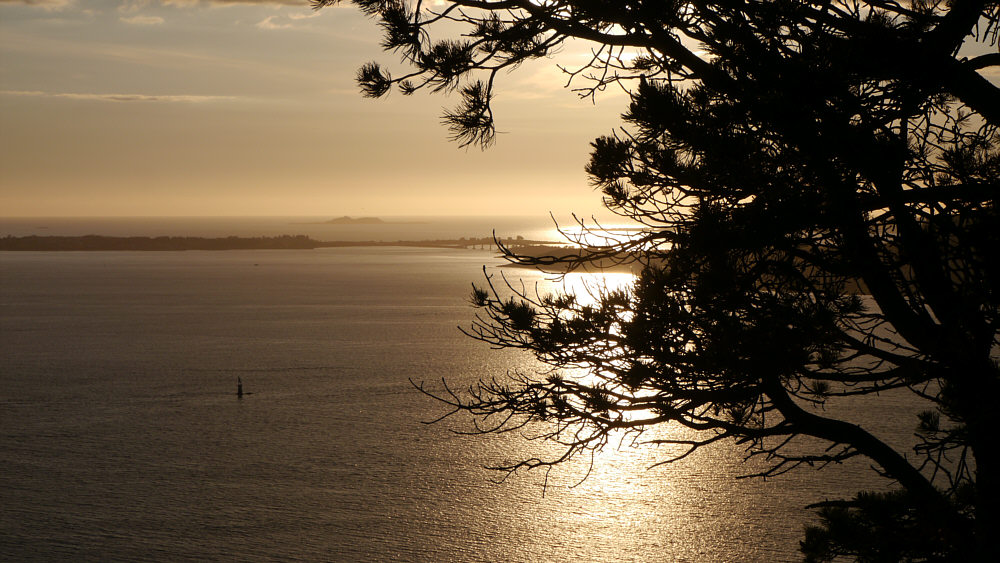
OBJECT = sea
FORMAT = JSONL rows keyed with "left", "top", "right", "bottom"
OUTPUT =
{"left": 1, "top": 216, "right": 926, "bottom": 562}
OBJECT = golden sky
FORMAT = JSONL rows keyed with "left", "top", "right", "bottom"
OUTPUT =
{"left": 0, "top": 0, "right": 624, "bottom": 217}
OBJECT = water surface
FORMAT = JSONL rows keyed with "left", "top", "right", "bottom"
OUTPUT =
{"left": 1, "top": 245, "right": 920, "bottom": 561}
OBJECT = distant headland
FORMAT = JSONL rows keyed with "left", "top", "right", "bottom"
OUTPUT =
{"left": 0, "top": 234, "right": 645, "bottom": 273}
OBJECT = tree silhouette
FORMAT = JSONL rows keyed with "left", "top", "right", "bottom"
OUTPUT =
{"left": 315, "top": 0, "right": 999, "bottom": 558}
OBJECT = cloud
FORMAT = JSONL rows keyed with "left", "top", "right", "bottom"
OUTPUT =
{"left": 1, "top": 90, "right": 238, "bottom": 103}
{"left": 118, "top": 0, "right": 150, "bottom": 14}
{"left": 1, "top": 30, "right": 337, "bottom": 82}
{"left": 1, "top": 0, "right": 311, "bottom": 11}
{"left": 256, "top": 15, "right": 292, "bottom": 29}
{"left": 120, "top": 14, "right": 165, "bottom": 24}
{"left": 255, "top": 10, "right": 319, "bottom": 30}
{"left": 0, "top": 0, "right": 74, "bottom": 11}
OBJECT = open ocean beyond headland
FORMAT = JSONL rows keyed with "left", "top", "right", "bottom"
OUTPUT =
{"left": 1, "top": 217, "right": 924, "bottom": 561}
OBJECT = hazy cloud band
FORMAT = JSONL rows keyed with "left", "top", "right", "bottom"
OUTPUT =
{"left": 0, "top": 0, "right": 309, "bottom": 6}
{"left": 1, "top": 90, "right": 239, "bottom": 103}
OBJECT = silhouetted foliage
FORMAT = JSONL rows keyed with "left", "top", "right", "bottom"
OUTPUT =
{"left": 317, "top": 0, "right": 1000, "bottom": 559}
{"left": 801, "top": 488, "right": 977, "bottom": 562}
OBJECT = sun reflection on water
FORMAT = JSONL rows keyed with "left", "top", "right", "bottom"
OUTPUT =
{"left": 540, "top": 223, "right": 650, "bottom": 248}
{"left": 468, "top": 267, "right": 812, "bottom": 560}
{"left": 478, "top": 412, "right": 782, "bottom": 562}
{"left": 555, "top": 271, "right": 636, "bottom": 306}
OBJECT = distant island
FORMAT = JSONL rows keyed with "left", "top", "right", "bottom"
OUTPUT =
{"left": 323, "top": 216, "right": 385, "bottom": 225}
{"left": 295, "top": 216, "right": 429, "bottom": 226}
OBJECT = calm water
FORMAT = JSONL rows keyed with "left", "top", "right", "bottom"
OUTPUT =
{"left": 1, "top": 226, "right": 925, "bottom": 561}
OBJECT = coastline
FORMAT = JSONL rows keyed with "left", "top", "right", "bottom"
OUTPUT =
{"left": 0, "top": 234, "right": 558, "bottom": 252}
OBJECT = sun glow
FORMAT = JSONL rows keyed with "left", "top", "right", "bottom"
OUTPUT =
{"left": 531, "top": 270, "right": 667, "bottom": 427}
{"left": 556, "top": 270, "right": 635, "bottom": 308}
{"left": 542, "top": 223, "right": 650, "bottom": 248}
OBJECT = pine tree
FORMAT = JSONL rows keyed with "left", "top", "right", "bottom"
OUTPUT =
{"left": 316, "top": 0, "right": 1000, "bottom": 557}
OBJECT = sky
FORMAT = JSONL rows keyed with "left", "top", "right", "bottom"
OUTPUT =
{"left": 0, "top": 0, "right": 625, "bottom": 217}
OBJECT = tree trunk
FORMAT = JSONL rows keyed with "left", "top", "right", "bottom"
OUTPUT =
{"left": 969, "top": 382, "right": 1000, "bottom": 561}
{"left": 972, "top": 434, "right": 997, "bottom": 560}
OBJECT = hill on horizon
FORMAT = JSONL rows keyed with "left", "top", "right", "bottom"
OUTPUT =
{"left": 324, "top": 216, "right": 385, "bottom": 225}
